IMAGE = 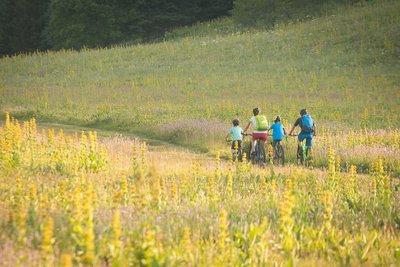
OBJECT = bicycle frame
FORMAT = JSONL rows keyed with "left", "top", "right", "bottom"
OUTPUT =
{"left": 289, "top": 134, "right": 312, "bottom": 166}
{"left": 245, "top": 133, "right": 266, "bottom": 166}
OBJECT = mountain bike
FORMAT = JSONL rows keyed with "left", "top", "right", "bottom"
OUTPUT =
{"left": 245, "top": 134, "right": 266, "bottom": 166}
{"left": 290, "top": 134, "right": 312, "bottom": 167}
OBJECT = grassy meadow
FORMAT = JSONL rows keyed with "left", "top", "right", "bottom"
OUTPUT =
{"left": 0, "top": 114, "right": 399, "bottom": 266}
{"left": 0, "top": 0, "right": 399, "bottom": 266}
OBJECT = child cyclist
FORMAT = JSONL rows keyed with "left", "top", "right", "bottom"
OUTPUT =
{"left": 268, "top": 116, "right": 286, "bottom": 147}
{"left": 225, "top": 119, "right": 244, "bottom": 160}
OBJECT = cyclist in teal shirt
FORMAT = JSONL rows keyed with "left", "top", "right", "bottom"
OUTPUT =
{"left": 268, "top": 116, "right": 286, "bottom": 146}
{"left": 225, "top": 119, "right": 244, "bottom": 155}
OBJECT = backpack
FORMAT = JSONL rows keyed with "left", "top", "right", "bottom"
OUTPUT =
{"left": 301, "top": 114, "right": 313, "bottom": 134}
{"left": 255, "top": 115, "right": 268, "bottom": 131}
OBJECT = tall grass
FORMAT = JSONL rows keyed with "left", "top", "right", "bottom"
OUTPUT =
{"left": 0, "top": 115, "right": 399, "bottom": 266}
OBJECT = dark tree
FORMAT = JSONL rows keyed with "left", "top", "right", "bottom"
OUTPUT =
{"left": 46, "top": 0, "right": 119, "bottom": 50}
{"left": 0, "top": 0, "right": 13, "bottom": 55}
{"left": 1, "top": 0, "right": 49, "bottom": 55}
{"left": 197, "top": 0, "right": 233, "bottom": 21}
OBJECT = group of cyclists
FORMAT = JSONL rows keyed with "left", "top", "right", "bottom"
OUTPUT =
{"left": 225, "top": 107, "right": 316, "bottom": 164}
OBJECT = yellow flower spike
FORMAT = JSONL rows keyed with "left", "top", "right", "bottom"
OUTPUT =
{"left": 59, "top": 253, "right": 73, "bottom": 267}
{"left": 110, "top": 209, "right": 122, "bottom": 257}
{"left": 218, "top": 208, "right": 229, "bottom": 250}
{"left": 322, "top": 191, "right": 334, "bottom": 234}
{"left": 141, "top": 141, "right": 147, "bottom": 169}
{"left": 80, "top": 131, "right": 87, "bottom": 148}
{"left": 227, "top": 172, "right": 233, "bottom": 196}
{"left": 208, "top": 175, "right": 215, "bottom": 200}
{"left": 16, "top": 209, "right": 28, "bottom": 245}
{"left": 142, "top": 229, "right": 156, "bottom": 266}
{"left": 171, "top": 180, "right": 178, "bottom": 205}
{"left": 336, "top": 155, "right": 341, "bottom": 173}
{"left": 181, "top": 173, "right": 188, "bottom": 194}
{"left": 268, "top": 143, "right": 273, "bottom": 163}
{"left": 48, "top": 129, "right": 55, "bottom": 145}
{"left": 181, "top": 227, "right": 191, "bottom": 253}
{"left": 233, "top": 141, "right": 239, "bottom": 162}
{"left": 261, "top": 176, "right": 267, "bottom": 194}
{"left": 215, "top": 151, "right": 221, "bottom": 179}
{"left": 159, "top": 176, "right": 166, "bottom": 202}
{"left": 42, "top": 217, "right": 54, "bottom": 265}
{"left": 328, "top": 146, "right": 336, "bottom": 176}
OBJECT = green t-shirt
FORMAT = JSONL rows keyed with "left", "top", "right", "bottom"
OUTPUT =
{"left": 229, "top": 126, "right": 243, "bottom": 141}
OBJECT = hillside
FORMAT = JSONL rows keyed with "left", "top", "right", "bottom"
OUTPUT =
{"left": 0, "top": 0, "right": 399, "bottom": 155}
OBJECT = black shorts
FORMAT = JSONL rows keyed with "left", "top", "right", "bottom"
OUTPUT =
{"left": 231, "top": 140, "right": 242, "bottom": 149}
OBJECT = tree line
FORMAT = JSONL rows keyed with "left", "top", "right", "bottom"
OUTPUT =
{"left": 0, "top": 0, "right": 363, "bottom": 56}
{"left": 0, "top": 0, "right": 233, "bottom": 56}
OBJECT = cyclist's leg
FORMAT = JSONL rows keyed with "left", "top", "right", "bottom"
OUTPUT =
{"left": 305, "top": 135, "right": 313, "bottom": 159}
{"left": 251, "top": 133, "right": 263, "bottom": 154}
{"left": 272, "top": 139, "right": 277, "bottom": 157}
{"left": 297, "top": 135, "right": 305, "bottom": 157}
{"left": 251, "top": 137, "right": 256, "bottom": 154}
{"left": 306, "top": 135, "right": 313, "bottom": 147}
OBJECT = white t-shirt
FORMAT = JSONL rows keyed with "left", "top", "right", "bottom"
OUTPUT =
{"left": 249, "top": 116, "right": 268, "bottom": 133}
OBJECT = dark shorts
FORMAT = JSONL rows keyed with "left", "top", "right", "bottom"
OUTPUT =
{"left": 298, "top": 134, "right": 313, "bottom": 147}
{"left": 252, "top": 133, "right": 268, "bottom": 142}
{"left": 231, "top": 140, "right": 242, "bottom": 149}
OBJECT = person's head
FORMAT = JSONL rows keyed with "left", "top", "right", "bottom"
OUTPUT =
{"left": 300, "top": 109, "right": 307, "bottom": 116}
{"left": 232, "top": 118, "right": 240, "bottom": 126}
{"left": 253, "top": 107, "right": 260, "bottom": 116}
{"left": 273, "top": 116, "right": 281, "bottom": 123}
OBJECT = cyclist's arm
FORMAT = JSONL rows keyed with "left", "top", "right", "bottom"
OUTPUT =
{"left": 224, "top": 133, "right": 230, "bottom": 141}
{"left": 288, "top": 125, "right": 296, "bottom": 135}
{"left": 243, "top": 121, "right": 252, "bottom": 133}
{"left": 289, "top": 118, "right": 300, "bottom": 135}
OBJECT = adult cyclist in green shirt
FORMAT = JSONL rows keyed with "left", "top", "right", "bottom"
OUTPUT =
{"left": 243, "top": 107, "right": 269, "bottom": 155}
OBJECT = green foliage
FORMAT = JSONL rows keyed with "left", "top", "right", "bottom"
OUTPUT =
{"left": 0, "top": 0, "right": 12, "bottom": 55}
{"left": 46, "top": 0, "right": 118, "bottom": 50}
{"left": 0, "top": 0, "right": 49, "bottom": 55}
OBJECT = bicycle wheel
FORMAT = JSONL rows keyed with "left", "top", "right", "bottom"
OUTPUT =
{"left": 255, "top": 142, "right": 266, "bottom": 166}
{"left": 254, "top": 141, "right": 260, "bottom": 164}
{"left": 260, "top": 144, "right": 266, "bottom": 164}
{"left": 275, "top": 143, "right": 284, "bottom": 165}
{"left": 238, "top": 147, "right": 243, "bottom": 162}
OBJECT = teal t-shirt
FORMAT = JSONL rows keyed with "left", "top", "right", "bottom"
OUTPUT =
{"left": 229, "top": 126, "right": 243, "bottom": 141}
